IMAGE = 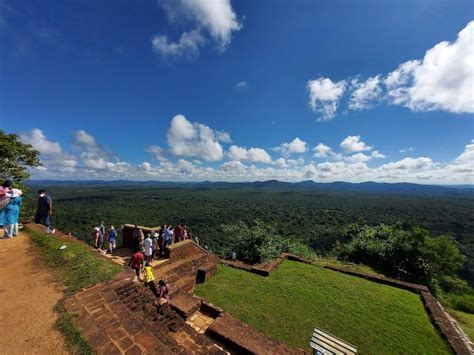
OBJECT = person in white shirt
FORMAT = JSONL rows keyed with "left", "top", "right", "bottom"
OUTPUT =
{"left": 143, "top": 233, "right": 153, "bottom": 264}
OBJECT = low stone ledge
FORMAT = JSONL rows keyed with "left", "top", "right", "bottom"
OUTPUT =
{"left": 205, "top": 314, "right": 307, "bottom": 354}
{"left": 421, "top": 291, "right": 473, "bottom": 355}
{"left": 322, "top": 265, "right": 429, "bottom": 293}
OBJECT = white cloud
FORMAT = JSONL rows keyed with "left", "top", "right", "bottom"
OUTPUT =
{"left": 371, "top": 150, "right": 385, "bottom": 159}
{"left": 153, "top": 0, "right": 242, "bottom": 57}
{"left": 399, "top": 147, "right": 414, "bottom": 153}
{"left": 349, "top": 76, "right": 382, "bottom": 110}
{"left": 385, "top": 21, "right": 474, "bottom": 113}
{"left": 151, "top": 30, "right": 205, "bottom": 57}
{"left": 455, "top": 140, "right": 474, "bottom": 165}
{"left": 20, "top": 128, "right": 474, "bottom": 185}
{"left": 235, "top": 81, "right": 247, "bottom": 89}
{"left": 307, "top": 78, "right": 346, "bottom": 121}
{"left": 228, "top": 145, "right": 272, "bottom": 163}
{"left": 345, "top": 153, "right": 372, "bottom": 163}
{"left": 274, "top": 137, "right": 307, "bottom": 157}
{"left": 167, "top": 114, "right": 229, "bottom": 162}
{"left": 19, "top": 128, "right": 62, "bottom": 155}
{"left": 75, "top": 130, "right": 97, "bottom": 147}
{"left": 308, "top": 21, "right": 474, "bottom": 119}
{"left": 146, "top": 145, "right": 167, "bottom": 161}
{"left": 340, "top": 135, "right": 371, "bottom": 153}
{"left": 313, "top": 143, "right": 333, "bottom": 158}
{"left": 379, "top": 157, "right": 433, "bottom": 171}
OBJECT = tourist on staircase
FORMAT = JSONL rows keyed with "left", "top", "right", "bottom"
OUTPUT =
{"left": 129, "top": 248, "right": 145, "bottom": 282}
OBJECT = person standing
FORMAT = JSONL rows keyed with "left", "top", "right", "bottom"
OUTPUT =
{"left": 144, "top": 233, "right": 153, "bottom": 264}
{"left": 3, "top": 189, "right": 22, "bottom": 238}
{"left": 35, "top": 189, "right": 55, "bottom": 234}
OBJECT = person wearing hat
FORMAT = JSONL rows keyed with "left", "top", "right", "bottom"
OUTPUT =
{"left": 3, "top": 188, "right": 22, "bottom": 238}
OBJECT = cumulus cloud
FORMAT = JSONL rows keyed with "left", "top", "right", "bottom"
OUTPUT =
{"left": 349, "top": 76, "right": 382, "bottom": 110}
{"left": 167, "top": 114, "right": 230, "bottom": 162}
{"left": 307, "top": 78, "right": 346, "bottom": 121}
{"left": 371, "top": 150, "right": 386, "bottom": 159}
{"left": 307, "top": 21, "right": 474, "bottom": 119}
{"left": 153, "top": 0, "right": 242, "bottom": 57}
{"left": 19, "top": 128, "right": 62, "bottom": 155}
{"left": 345, "top": 153, "right": 372, "bottom": 163}
{"left": 379, "top": 157, "right": 433, "bottom": 171}
{"left": 228, "top": 145, "right": 272, "bottom": 163}
{"left": 19, "top": 127, "right": 474, "bottom": 185}
{"left": 19, "top": 129, "right": 77, "bottom": 173}
{"left": 340, "top": 135, "right": 371, "bottom": 153}
{"left": 146, "top": 145, "right": 167, "bottom": 161}
{"left": 455, "top": 140, "right": 474, "bottom": 165}
{"left": 313, "top": 143, "right": 333, "bottom": 158}
{"left": 385, "top": 21, "right": 474, "bottom": 113}
{"left": 274, "top": 137, "right": 307, "bottom": 157}
{"left": 152, "top": 30, "right": 205, "bottom": 57}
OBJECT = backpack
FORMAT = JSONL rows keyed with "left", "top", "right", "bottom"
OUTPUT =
{"left": 0, "top": 196, "right": 10, "bottom": 210}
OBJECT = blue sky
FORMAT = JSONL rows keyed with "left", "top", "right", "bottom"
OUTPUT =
{"left": 1, "top": 0, "right": 473, "bottom": 183}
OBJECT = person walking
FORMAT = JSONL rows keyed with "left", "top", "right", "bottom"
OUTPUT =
{"left": 108, "top": 225, "right": 117, "bottom": 254}
{"left": 3, "top": 189, "right": 22, "bottom": 238}
{"left": 34, "top": 189, "right": 55, "bottom": 234}
{"left": 143, "top": 262, "right": 158, "bottom": 297}
{"left": 129, "top": 248, "right": 144, "bottom": 282}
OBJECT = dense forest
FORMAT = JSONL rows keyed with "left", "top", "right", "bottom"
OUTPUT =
{"left": 24, "top": 184, "right": 474, "bottom": 285}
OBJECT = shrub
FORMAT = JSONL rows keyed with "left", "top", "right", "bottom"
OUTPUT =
{"left": 222, "top": 220, "right": 318, "bottom": 263}
{"left": 336, "top": 223, "right": 465, "bottom": 286}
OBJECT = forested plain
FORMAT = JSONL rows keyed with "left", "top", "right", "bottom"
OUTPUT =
{"left": 24, "top": 184, "right": 474, "bottom": 285}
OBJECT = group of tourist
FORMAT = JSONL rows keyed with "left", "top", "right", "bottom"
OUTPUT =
{"left": 92, "top": 222, "right": 118, "bottom": 254}
{"left": 0, "top": 180, "right": 55, "bottom": 238}
{"left": 128, "top": 248, "right": 170, "bottom": 306}
{"left": 131, "top": 223, "right": 193, "bottom": 259}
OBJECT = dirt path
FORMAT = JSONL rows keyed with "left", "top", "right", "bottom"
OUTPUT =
{"left": 0, "top": 231, "right": 68, "bottom": 354}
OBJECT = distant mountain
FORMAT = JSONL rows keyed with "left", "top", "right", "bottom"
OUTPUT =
{"left": 28, "top": 179, "right": 474, "bottom": 197}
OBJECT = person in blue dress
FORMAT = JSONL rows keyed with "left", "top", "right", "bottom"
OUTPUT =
{"left": 3, "top": 189, "right": 22, "bottom": 238}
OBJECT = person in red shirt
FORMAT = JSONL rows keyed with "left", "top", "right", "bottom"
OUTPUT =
{"left": 128, "top": 249, "right": 144, "bottom": 282}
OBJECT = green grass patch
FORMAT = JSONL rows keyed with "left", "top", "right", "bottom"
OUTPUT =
{"left": 25, "top": 227, "right": 121, "bottom": 294}
{"left": 54, "top": 303, "right": 94, "bottom": 355}
{"left": 196, "top": 260, "right": 451, "bottom": 354}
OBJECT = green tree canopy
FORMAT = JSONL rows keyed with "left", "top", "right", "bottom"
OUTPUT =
{"left": 0, "top": 130, "right": 41, "bottom": 185}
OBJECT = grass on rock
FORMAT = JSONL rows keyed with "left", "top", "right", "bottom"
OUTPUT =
{"left": 195, "top": 260, "right": 451, "bottom": 354}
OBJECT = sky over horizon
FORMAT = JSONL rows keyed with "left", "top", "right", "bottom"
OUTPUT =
{"left": 1, "top": 0, "right": 473, "bottom": 184}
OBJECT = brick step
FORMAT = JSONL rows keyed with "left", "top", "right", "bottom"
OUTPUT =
{"left": 170, "top": 289, "right": 202, "bottom": 319}
{"left": 153, "top": 252, "right": 210, "bottom": 277}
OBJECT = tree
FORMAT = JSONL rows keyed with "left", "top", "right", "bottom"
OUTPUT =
{"left": 0, "top": 130, "right": 41, "bottom": 185}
